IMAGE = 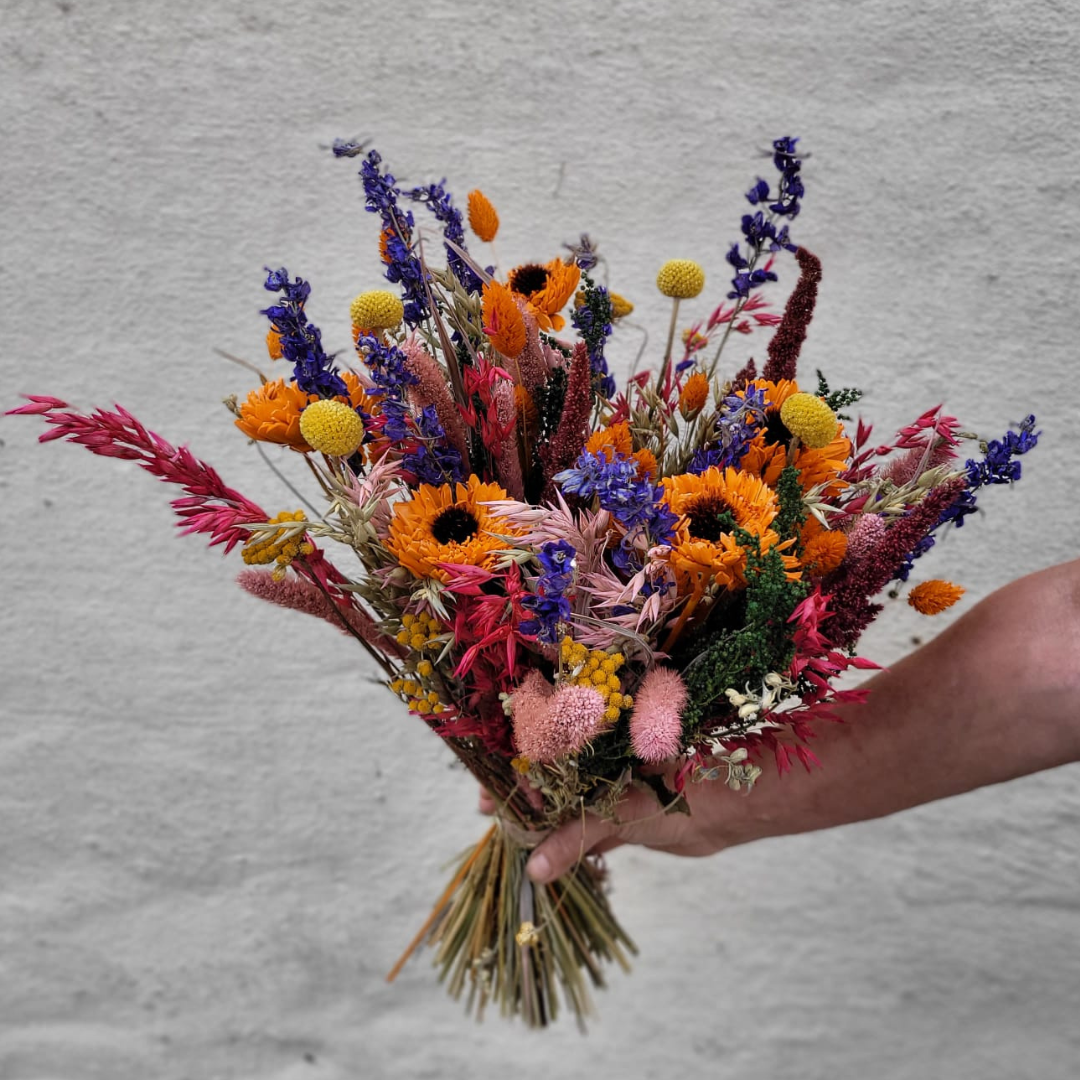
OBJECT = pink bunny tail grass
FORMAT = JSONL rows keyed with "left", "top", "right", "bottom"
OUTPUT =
{"left": 493, "top": 379, "right": 525, "bottom": 501}
{"left": 400, "top": 336, "right": 471, "bottom": 463}
{"left": 511, "top": 676, "right": 605, "bottom": 763}
{"left": 630, "top": 667, "right": 688, "bottom": 763}
{"left": 236, "top": 569, "right": 396, "bottom": 651}
{"left": 7, "top": 396, "right": 266, "bottom": 553}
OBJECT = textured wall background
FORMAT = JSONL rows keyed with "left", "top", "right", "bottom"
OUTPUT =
{"left": 2, "top": 1, "right": 1079, "bottom": 1077}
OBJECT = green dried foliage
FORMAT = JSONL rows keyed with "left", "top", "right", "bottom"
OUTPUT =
{"left": 773, "top": 463, "right": 807, "bottom": 545}
{"left": 679, "top": 535, "right": 807, "bottom": 741}
{"left": 815, "top": 368, "right": 863, "bottom": 420}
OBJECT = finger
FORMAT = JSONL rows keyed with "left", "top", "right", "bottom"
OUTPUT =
{"left": 590, "top": 836, "right": 626, "bottom": 857}
{"left": 526, "top": 812, "right": 615, "bottom": 884}
{"left": 478, "top": 787, "right": 496, "bottom": 815}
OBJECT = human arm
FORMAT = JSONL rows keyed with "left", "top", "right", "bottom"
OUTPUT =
{"left": 514, "top": 558, "right": 1080, "bottom": 883}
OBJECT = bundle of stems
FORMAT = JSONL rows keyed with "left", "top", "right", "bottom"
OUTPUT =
{"left": 389, "top": 817, "right": 636, "bottom": 1028}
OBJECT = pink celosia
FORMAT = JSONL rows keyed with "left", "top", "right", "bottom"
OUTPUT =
{"left": 843, "top": 514, "right": 887, "bottom": 562}
{"left": 630, "top": 667, "right": 687, "bottom": 763}
{"left": 511, "top": 677, "right": 605, "bottom": 763}
{"left": 493, "top": 379, "right": 525, "bottom": 500}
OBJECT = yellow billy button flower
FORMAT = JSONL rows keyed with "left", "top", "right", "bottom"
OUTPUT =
{"left": 349, "top": 289, "right": 404, "bottom": 332}
{"left": 656, "top": 259, "right": 706, "bottom": 300}
{"left": 299, "top": 399, "right": 365, "bottom": 457}
{"left": 779, "top": 392, "right": 839, "bottom": 449}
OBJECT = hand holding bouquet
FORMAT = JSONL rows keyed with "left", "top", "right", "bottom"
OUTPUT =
{"left": 10, "top": 136, "right": 1038, "bottom": 1027}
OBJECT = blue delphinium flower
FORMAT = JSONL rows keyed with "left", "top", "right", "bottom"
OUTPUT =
{"left": 725, "top": 136, "right": 803, "bottom": 300}
{"left": 407, "top": 179, "right": 484, "bottom": 295}
{"left": 404, "top": 405, "right": 466, "bottom": 485}
{"left": 261, "top": 268, "right": 348, "bottom": 399}
{"left": 570, "top": 275, "right": 616, "bottom": 399}
{"left": 356, "top": 150, "right": 429, "bottom": 326}
{"left": 555, "top": 451, "right": 677, "bottom": 570}
{"left": 520, "top": 540, "right": 577, "bottom": 643}
{"left": 688, "top": 387, "right": 768, "bottom": 474}
{"left": 355, "top": 332, "right": 418, "bottom": 442}
{"left": 895, "top": 415, "right": 1040, "bottom": 581}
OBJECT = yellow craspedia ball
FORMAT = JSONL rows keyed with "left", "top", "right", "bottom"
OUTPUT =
{"left": 779, "top": 392, "right": 839, "bottom": 449}
{"left": 299, "top": 399, "right": 365, "bottom": 457}
{"left": 349, "top": 289, "right": 404, "bottom": 331}
{"left": 656, "top": 259, "right": 706, "bottom": 300}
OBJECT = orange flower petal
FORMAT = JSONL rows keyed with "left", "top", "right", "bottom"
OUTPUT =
{"left": 482, "top": 280, "right": 527, "bottom": 359}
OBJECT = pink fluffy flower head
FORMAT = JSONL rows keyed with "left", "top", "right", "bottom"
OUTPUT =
{"left": 511, "top": 674, "right": 605, "bottom": 763}
{"left": 630, "top": 667, "right": 687, "bottom": 763}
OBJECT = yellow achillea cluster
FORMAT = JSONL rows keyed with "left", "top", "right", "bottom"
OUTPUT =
{"left": 395, "top": 610, "right": 442, "bottom": 651}
{"left": 391, "top": 612, "right": 447, "bottom": 714}
{"left": 241, "top": 510, "right": 313, "bottom": 580}
{"left": 560, "top": 637, "right": 633, "bottom": 723}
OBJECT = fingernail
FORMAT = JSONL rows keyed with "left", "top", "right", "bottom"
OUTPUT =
{"left": 526, "top": 852, "right": 551, "bottom": 883}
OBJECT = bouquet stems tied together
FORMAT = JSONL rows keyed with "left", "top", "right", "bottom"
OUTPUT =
{"left": 9, "top": 135, "right": 1039, "bottom": 1027}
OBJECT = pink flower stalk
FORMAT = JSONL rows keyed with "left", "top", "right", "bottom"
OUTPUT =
{"left": 843, "top": 514, "right": 887, "bottom": 562}
{"left": 493, "top": 379, "right": 525, "bottom": 500}
{"left": 510, "top": 311, "right": 552, "bottom": 391}
{"left": 511, "top": 677, "right": 606, "bottom": 763}
{"left": 629, "top": 668, "right": 687, "bottom": 763}
{"left": 400, "top": 335, "right": 471, "bottom": 463}
{"left": 880, "top": 440, "right": 959, "bottom": 487}
{"left": 236, "top": 570, "right": 399, "bottom": 652}
{"left": 8, "top": 396, "right": 266, "bottom": 552}
{"left": 539, "top": 343, "right": 592, "bottom": 501}
{"left": 762, "top": 246, "right": 822, "bottom": 383}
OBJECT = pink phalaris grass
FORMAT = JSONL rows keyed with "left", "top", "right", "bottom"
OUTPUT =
{"left": 538, "top": 342, "right": 592, "bottom": 501}
{"left": 8, "top": 396, "right": 266, "bottom": 552}
{"left": 880, "top": 439, "right": 959, "bottom": 487}
{"left": 761, "top": 246, "right": 822, "bottom": 383}
{"left": 400, "top": 335, "right": 471, "bottom": 463}
{"left": 510, "top": 311, "right": 553, "bottom": 391}
{"left": 511, "top": 676, "right": 606, "bottom": 763}
{"left": 236, "top": 569, "right": 400, "bottom": 653}
{"left": 630, "top": 668, "right": 687, "bottom": 762}
{"left": 823, "top": 477, "right": 967, "bottom": 648}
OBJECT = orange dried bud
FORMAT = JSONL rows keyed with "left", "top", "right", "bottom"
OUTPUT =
{"left": 679, "top": 371, "right": 709, "bottom": 416}
{"left": 800, "top": 529, "right": 847, "bottom": 575}
{"left": 585, "top": 421, "right": 633, "bottom": 461}
{"left": 481, "top": 280, "right": 526, "bottom": 359}
{"left": 266, "top": 329, "right": 284, "bottom": 361}
{"left": 467, "top": 189, "right": 500, "bottom": 243}
{"left": 908, "top": 580, "right": 965, "bottom": 615}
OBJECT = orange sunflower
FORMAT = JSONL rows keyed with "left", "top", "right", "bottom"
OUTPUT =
{"left": 387, "top": 476, "right": 524, "bottom": 582}
{"left": 662, "top": 467, "right": 796, "bottom": 593}
{"left": 585, "top": 422, "right": 656, "bottom": 479}
{"left": 235, "top": 371, "right": 378, "bottom": 453}
{"left": 739, "top": 378, "right": 851, "bottom": 495}
{"left": 507, "top": 258, "right": 581, "bottom": 332}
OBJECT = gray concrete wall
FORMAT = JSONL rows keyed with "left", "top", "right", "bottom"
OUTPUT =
{"left": 2, "top": 1, "right": 1077, "bottom": 1077}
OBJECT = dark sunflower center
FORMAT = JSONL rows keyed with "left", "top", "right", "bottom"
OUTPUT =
{"left": 686, "top": 494, "right": 738, "bottom": 542}
{"left": 431, "top": 505, "right": 480, "bottom": 545}
{"left": 763, "top": 409, "right": 792, "bottom": 446}
{"left": 509, "top": 263, "right": 550, "bottom": 297}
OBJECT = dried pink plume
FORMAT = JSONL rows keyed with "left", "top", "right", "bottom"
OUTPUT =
{"left": 879, "top": 440, "right": 958, "bottom": 487}
{"left": 400, "top": 335, "right": 471, "bottom": 463}
{"left": 630, "top": 668, "right": 687, "bottom": 763}
{"left": 511, "top": 676, "right": 605, "bottom": 763}
{"left": 236, "top": 570, "right": 401, "bottom": 654}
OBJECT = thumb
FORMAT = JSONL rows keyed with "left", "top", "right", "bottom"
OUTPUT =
{"left": 526, "top": 812, "right": 614, "bottom": 885}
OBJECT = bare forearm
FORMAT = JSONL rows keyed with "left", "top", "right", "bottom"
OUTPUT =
{"left": 733, "top": 559, "right": 1080, "bottom": 844}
